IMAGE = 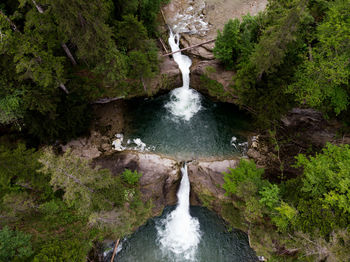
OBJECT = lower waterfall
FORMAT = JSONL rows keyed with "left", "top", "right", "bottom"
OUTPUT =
{"left": 156, "top": 163, "right": 201, "bottom": 260}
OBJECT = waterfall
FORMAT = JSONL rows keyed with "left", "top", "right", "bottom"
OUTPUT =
{"left": 165, "top": 31, "right": 202, "bottom": 121}
{"left": 157, "top": 163, "right": 201, "bottom": 260}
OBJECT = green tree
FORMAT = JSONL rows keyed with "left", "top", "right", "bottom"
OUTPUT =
{"left": 288, "top": 0, "right": 350, "bottom": 115}
{"left": 0, "top": 226, "right": 34, "bottom": 261}
{"left": 213, "top": 14, "right": 261, "bottom": 69}
{"left": 38, "top": 148, "right": 118, "bottom": 213}
{"left": 0, "top": 144, "right": 47, "bottom": 194}
{"left": 223, "top": 159, "right": 265, "bottom": 195}
{"left": 295, "top": 143, "right": 350, "bottom": 214}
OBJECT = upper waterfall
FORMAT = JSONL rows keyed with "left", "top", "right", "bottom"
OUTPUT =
{"left": 164, "top": 31, "right": 202, "bottom": 121}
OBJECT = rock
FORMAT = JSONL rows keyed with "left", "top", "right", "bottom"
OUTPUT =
{"left": 112, "top": 138, "right": 125, "bottom": 151}
{"left": 163, "top": 0, "right": 267, "bottom": 58}
{"left": 148, "top": 54, "right": 182, "bottom": 92}
{"left": 281, "top": 108, "right": 346, "bottom": 148}
{"left": 190, "top": 60, "right": 235, "bottom": 98}
{"left": 162, "top": 0, "right": 267, "bottom": 98}
{"left": 93, "top": 151, "right": 181, "bottom": 216}
{"left": 187, "top": 158, "right": 240, "bottom": 212}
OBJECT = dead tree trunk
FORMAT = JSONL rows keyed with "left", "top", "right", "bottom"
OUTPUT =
{"left": 59, "top": 83, "right": 69, "bottom": 94}
{"left": 162, "top": 39, "right": 215, "bottom": 57}
{"left": 61, "top": 43, "right": 77, "bottom": 65}
{"left": 141, "top": 76, "right": 147, "bottom": 93}
{"left": 31, "top": 0, "right": 77, "bottom": 67}
{"left": 32, "top": 0, "right": 44, "bottom": 13}
{"left": 158, "top": 38, "right": 169, "bottom": 54}
{"left": 110, "top": 239, "right": 120, "bottom": 262}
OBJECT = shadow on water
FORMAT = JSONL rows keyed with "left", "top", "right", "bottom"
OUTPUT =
{"left": 104, "top": 206, "right": 258, "bottom": 262}
{"left": 123, "top": 93, "right": 252, "bottom": 160}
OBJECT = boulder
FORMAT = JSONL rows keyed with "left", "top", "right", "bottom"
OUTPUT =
{"left": 93, "top": 151, "right": 181, "bottom": 216}
{"left": 187, "top": 158, "right": 240, "bottom": 212}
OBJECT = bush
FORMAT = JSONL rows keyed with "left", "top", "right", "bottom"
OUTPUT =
{"left": 122, "top": 169, "right": 142, "bottom": 185}
{"left": 0, "top": 226, "right": 33, "bottom": 261}
{"left": 223, "top": 159, "right": 265, "bottom": 196}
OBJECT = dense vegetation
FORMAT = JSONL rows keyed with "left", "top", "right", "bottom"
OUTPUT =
{"left": 211, "top": 0, "right": 350, "bottom": 260}
{"left": 0, "top": 0, "right": 166, "bottom": 260}
{"left": 1, "top": 0, "right": 350, "bottom": 261}
{"left": 222, "top": 145, "right": 350, "bottom": 261}
{"left": 0, "top": 144, "right": 151, "bottom": 261}
{"left": 213, "top": 0, "right": 350, "bottom": 126}
{"left": 0, "top": 0, "right": 167, "bottom": 143}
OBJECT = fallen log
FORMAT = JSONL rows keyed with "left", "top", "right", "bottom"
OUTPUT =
{"left": 162, "top": 39, "right": 216, "bottom": 57}
{"left": 91, "top": 96, "right": 124, "bottom": 104}
{"left": 110, "top": 239, "right": 120, "bottom": 262}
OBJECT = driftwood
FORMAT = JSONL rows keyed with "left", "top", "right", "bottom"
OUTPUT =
{"left": 110, "top": 239, "right": 120, "bottom": 262}
{"left": 162, "top": 39, "right": 215, "bottom": 56}
{"left": 91, "top": 96, "right": 124, "bottom": 104}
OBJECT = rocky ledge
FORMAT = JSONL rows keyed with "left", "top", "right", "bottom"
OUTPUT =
{"left": 92, "top": 150, "right": 241, "bottom": 216}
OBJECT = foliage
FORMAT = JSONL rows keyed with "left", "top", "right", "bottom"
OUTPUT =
{"left": 0, "top": 0, "right": 163, "bottom": 142}
{"left": 222, "top": 143, "right": 350, "bottom": 259}
{"left": 223, "top": 159, "right": 265, "bottom": 196}
{"left": 122, "top": 169, "right": 142, "bottom": 185}
{"left": 215, "top": 0, "right": 350, "bottom": 125}
{"left": 0, "top": 226, "right": 34, "bottom": 261}
{"left": 0, "top": 143, "right": 49, "bottom": 195}
{"left": 295, "top": 143, "right": 350, "bottom": 214}
{"left": 213, "top": 14, "right": 261, "bottom": 69}
{"left": 287, "top": 0, "right": 350, "bottom": 115}
{"left": 32, "top": 239, "right": 87, "bottom": 262}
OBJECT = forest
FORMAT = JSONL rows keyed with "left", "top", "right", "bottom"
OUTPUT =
{"left": 1, "top": 0, "right": 350, "bottom": 261}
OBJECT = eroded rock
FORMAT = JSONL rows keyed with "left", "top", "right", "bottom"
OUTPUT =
{"left": 187, "top": 158, "right": 240, "bottom": 212}
{"left": 94, "top": 151, "right": 181, "bottom": 216}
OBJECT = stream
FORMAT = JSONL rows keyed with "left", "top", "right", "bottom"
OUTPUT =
{"left": 106, "top": 27, "right": 258, "bottom": 261}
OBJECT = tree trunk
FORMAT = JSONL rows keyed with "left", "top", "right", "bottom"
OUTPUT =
{"left": 162, "top": 39, "right": 215, "bottom": 57}
{"left": 32, "top": 0, "right": 44, "bottom": 13}
{"left": 141, "top": 76, "right": 147, "bottom": 93}
{"left": 158, "top": 38, "right": 169, "bottom": 54}
{"left": 31, "top": 1, "right": 77, "bottom": 67}
{"left": 59, "top": 83, "right": 69, "bottom": 94}
{"left": 91, "top": 96, "right": 124, "bottom": 104}
{"left": 0, "top": 10, "right": 18, "bottom": 31}
{"left": 61, "top": 43, "right": 77, "bottom": 65}
{"left": 110, "top": 239, "right": 120, "bottom": 262}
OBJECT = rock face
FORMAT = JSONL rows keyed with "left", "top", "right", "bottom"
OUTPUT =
{"left": 94, "top": 151, "right": 181, "bottom": 216}
{"left": 187, "top": 158, "right": 240, "bottom": 212}
{"left": 61, "top": 100, "right": 126, "bottom": 159}
{"left": 147, "top": 54, "right": 182, "bottom": 93}
{"left": 162, "top": 0, "right": 267, "bottom": 95}
{"left": 92, "top": 150, "right": 241, "bottom": 216}
{"left": 190, "top": 60, "right": 236, "bottom": 99}
{"left": 246, "top": 108, "right": 350, "bottom": 177}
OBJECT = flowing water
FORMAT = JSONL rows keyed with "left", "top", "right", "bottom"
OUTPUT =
{"left": 106, "top": 30, "right": 257, "bottom": 261}
{"left": 122, "top": 32, "right": 250, "bottom": 159}
{"left": 156, "top": 164, "right": 201, "bottom": 260}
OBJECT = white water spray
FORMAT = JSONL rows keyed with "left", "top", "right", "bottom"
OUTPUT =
{"left": 157, "top": 163, "right": 201, "bottom": 260}
{"left": 165, "top": 31, "right": 202, "bottom": 121}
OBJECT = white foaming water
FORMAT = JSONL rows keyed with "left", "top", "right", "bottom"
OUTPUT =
{"left": 157, "top": 164, "right": 201, "bottom": 260}
{"left": 165, "top": 31, "right": 202, "bottom": 121}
